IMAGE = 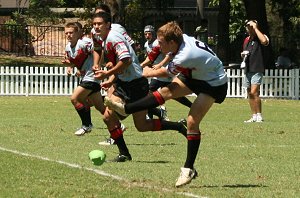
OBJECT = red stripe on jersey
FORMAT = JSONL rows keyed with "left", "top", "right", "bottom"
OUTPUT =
{"left": 153, "top": 91, "right": 165, "bottom": 105}
{"left": 153, "top": 119, "right": 162, "bottom": 131}
{"left": 69, "top": 48, "right": 89, "bottom": 70}
{"left": 175, "top": 66, "right": 192, "bottom": 78}
{"left": 148, "top": 45, "right": 161, "bottom": 62}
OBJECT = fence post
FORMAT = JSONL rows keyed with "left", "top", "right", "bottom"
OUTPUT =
{"left": 295, "top": 69, "right": 299, "bottom": 100}
{"left": 25, "top": 66, "right": 29, "bottom": 97}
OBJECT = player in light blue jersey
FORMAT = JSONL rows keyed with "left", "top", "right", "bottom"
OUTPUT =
{"left": 104, "top": 21, "right": 228, "bottom": 187}
{"left": 62, "top": 22, "right": 105, "bottom": 136}
{"left": 93, "top": 13, "right": 187, "bottom": 162}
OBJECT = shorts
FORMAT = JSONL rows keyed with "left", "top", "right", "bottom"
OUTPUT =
{"left": 177, "top": 74, "right": 227, "bottom": 104}
{"left": 149, "top": 79, "right": 171, "bottom": 92}
{"left": 114, "top": 77, "right": 149, "bottom": 103}
{"left": 243, "top": 72, "right": 263, "bottom": 88}
{"left": 79, "top": 81, "right": 101, "bottom": 96}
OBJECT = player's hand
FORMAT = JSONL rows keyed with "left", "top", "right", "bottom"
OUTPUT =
{"left": 66, "top": 66, "right": 73, "bottom": 76}
{"left": 100, "top": 80, "right": 113, "bottom": 91}
{"left": 62, "top": 59, "right": 71, "bottom": 65}
{"left": 94, "top": 69, "right": 108, "bottom": 80}
{"left": 92, "top": 64, "right": 100, "bottom": 72}
{"left": 75, "top": 70, "right": 81, "bottom": 77}
{"left": 105, "top": 62, "right": 114, "bottom": 69}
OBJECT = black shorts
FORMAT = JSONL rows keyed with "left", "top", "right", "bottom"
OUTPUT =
{"left": 114, "top": 77, "right": 149, "bottom": 103}
{"left": 149, "top": 79, "right": 171, "bottom": 92}
{"left": 177, "top": 74, "right": 227, "bottom": 104}
{"left": 79, "top": 81, "right": 101, "bottom": 95}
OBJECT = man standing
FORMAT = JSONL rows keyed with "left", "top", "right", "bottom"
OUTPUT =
{"left": 242, "top": 20, "right": 269, "bottom": 123}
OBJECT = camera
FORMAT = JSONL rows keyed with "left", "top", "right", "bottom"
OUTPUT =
{"left": 240, "top": 50, "right": 250, "bottom": 69}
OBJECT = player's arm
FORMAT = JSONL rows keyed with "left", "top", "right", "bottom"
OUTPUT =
{"left": 94, "top": 57, "right": 132, "bottom": 80}
{"left": 143, "top": 67, "right": 169, "bottom": 78}
{"left": 140, "top": 56, "right": 152, "bottom": 68}
{"left": 152, "top": 52, "right": 172, "bottom": 70}
{"left": 93, "top": 41, "right": 102, "bottom": 71}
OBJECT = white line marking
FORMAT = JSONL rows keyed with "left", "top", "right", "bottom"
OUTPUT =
{"left": 0, "top": 146, "right": 207, "bottom": 198}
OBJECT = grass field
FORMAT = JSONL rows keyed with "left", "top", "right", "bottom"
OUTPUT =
{"left": 0, "top": 96, "right": 299, "bottom": 198}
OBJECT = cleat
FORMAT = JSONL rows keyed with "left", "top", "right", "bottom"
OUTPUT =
{"left": 74, "top": 124, "right": 93, "bottom": 136}
{"left": 175, "top": 167, "right": 198, "bottom": 187}
{"left": 98, "top": 138, "right": 115, "bottom": 145}
{"left": 244, "top": 117, "right": 257, "bottom": 123}
{"left": 178, "top": 119, "right": 187, "bottom": 137}
{"left": 256, "top": 117, "right": 264, "bottom": 122}
{"left": 160, "top": 106, "right": 169, "bottom": 121}
{"left": 104, "top": 96, "right": 128, "bottom": 117}
{"left": 112, "top": 154, "right": 132, "bottom": 162}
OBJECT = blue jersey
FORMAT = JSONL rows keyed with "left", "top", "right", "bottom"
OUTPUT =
{"left": 167, "top": 34, "right": 227, "bottom": 86}
{"left": 103, "top": 30, "right": 142, "bottom": 82}
{"left": 65, "top": 37, "right": 99, "bottom": 83}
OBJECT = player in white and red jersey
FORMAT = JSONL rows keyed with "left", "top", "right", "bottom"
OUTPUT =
{"left": 104, "top": 21, "right": 228, "bottom": 187}
{"left": 141, "top": 25, "right": 193, "bottom": 116}
{"left": 92, "top": 12, "right": 187, "bottom": 162}
{"left": 62, "top": 22, "right": 105, "bottom": 136}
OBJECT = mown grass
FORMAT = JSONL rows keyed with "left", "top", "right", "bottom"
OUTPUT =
{"left": 0, "top": 54, "right": 62, "bottom": 67}
{"left": 0, "top": 96, "right": 299, "bottom": 197}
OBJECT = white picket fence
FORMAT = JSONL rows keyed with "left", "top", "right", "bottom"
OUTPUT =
{"left": 0, "top": 66, "right": 299, "bottom": 99}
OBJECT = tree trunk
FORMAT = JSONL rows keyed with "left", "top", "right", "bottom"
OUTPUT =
{"left": 243, "top": 0, "right": 274, "bottom": 68}
{"left": 217, "top": 0, "right": 230, "bottom": 65}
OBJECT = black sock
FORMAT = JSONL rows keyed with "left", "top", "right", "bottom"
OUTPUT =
{"left": 115, "top": 135, "right": 130, "bottom": 156}
{"left": 75, "top": 104, "right": 91, "bottom": 126}
{"left": 184, "top": 134, "right": 201, "bottom": 169}
{"left": 175, "top": 97, "right": 192, "bottom": 108}
{"left": 125, "top": 91, "right": 164, "bottom": 114}
{"left": 148, "top": 107, "right": 161, "bottom": 118}
{"left": 160, "top": 120, "right": 182, "bottom": 131}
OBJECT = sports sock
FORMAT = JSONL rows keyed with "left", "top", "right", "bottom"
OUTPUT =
{"left": 110, "top": 125, "right": 130, "bottom": 156}
{"left": 125, "top": 91, "right": 165, "bottom": 114}
{"left": 175, "top": 97, "right": 192, "bottom": 108}
{"left": 148, "top": 107, "right": 162, "bottom": 119}
{"left": 75, "top": 103, "right": 91, "bottom": 126}
{"left": 184, "top": 131, "right": 201, "bottom": 169}
{"left": 151, "top": 119, "right": 183, "bottom": 132}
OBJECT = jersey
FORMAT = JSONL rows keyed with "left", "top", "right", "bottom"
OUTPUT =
{"left": 103, "top": 29, "right": 142, "bottom": 82}
{"left": 91, "top": 23, "right": 134, "bottom": 47}
{"left": 144, "top": 39, "right": 172, "bottom": 82}
{"left": 243, "top": 35, "right": 268, "bottom": 73}
{"left": 166, "top": 34, "right": 227, "bottom": 87}
{"left": 65, "top": 37, "right": 99, "bottom": 83}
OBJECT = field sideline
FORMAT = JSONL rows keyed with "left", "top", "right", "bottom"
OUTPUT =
{"left": 0, "top": 96, "right": 299, "bottom": 197}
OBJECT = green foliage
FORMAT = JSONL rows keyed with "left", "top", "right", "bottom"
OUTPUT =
{"left": 209, "top": 0, "right": 246, "bottom": 43}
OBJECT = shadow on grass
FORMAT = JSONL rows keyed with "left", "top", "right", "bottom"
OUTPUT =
{"left": 134, "top": 160, "right": 170, "bottom": 164}
{"left": 198, "top": 184, "right": 268, "bottom": 188}
{"left": 128, "top": 143, "right": 177, "bottom": 146}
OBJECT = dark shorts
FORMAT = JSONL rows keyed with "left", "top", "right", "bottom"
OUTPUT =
{"left": 79, "top": 81, "right": 101, "bottom": 96}
{"left": 149, "top": 79, "right": 171, "bottom": 92}
{"left": 114, "top": 77, "right": 149, "bottom": 103}
{"left": 177, "top": 74, "right": 227, "bottom": 104}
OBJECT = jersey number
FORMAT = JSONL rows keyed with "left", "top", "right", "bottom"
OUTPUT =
{"left": 195, "top": 41, "right": 215, "bottom": 56}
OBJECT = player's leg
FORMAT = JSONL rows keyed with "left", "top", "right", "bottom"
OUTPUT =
{"left": 175, "top": 93, "right": 214, "bottom": 187}
{"left": 71, "top": 85, "right": 93, "bottom": 135}
{"left": 103, "top": 93, "right": 131, "bottom": 162}
{"left": 104, "top": 77, "right": 192, "bottom": 116}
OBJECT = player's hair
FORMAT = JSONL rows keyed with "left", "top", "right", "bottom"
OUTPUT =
{"left": 93, "top": 12, "right": 112, "bottom": 24}
{"left": 144, "top": 25, "right": 155, "bottom": 33}
{"left": 65, "top": 22, "right": 80, "bottom": 32}
{"left": 157, "top": 21, "right": 183, "bottom": 45}
{"left": 95, "top": 4, "right": 111, "bottom": 14}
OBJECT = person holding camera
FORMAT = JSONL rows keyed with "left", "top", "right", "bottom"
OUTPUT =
{"left": 242, "top": 20, "right": 269, "bottom": 123}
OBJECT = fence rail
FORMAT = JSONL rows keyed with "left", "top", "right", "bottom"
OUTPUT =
{"left": 0, "top": 66, "right": 299, "bottom": 99}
